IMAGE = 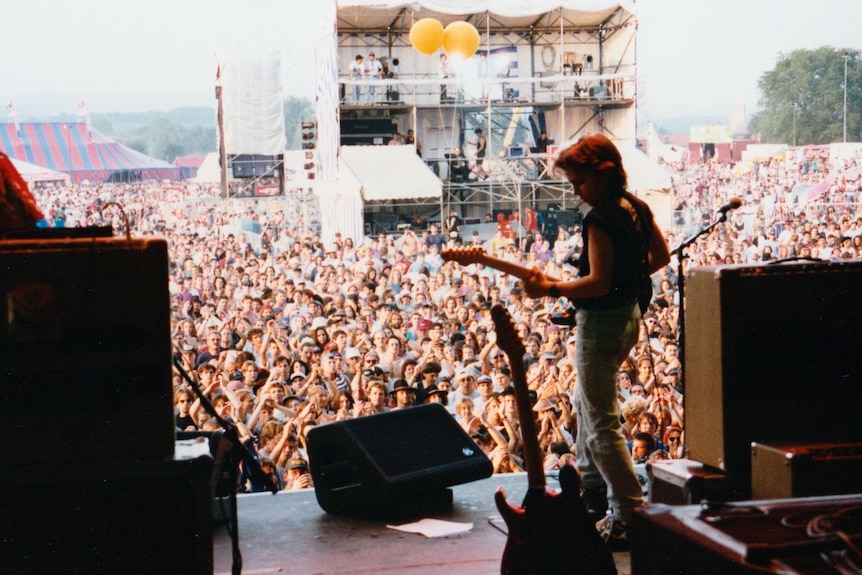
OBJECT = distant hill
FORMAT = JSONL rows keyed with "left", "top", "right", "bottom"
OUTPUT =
{"left": 97, "top": 107, "right": 216, "bottom": 134}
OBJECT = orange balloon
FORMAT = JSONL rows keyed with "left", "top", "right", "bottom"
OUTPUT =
{"left": 443, "top": 21, "right": 480, "bottom": 59}
{"left": 409, "top": 18, "right": 444, "bottom": 55}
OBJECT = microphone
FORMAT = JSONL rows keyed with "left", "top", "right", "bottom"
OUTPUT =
{"left": 718, "top": 197, "right": 743, "bottom": 214}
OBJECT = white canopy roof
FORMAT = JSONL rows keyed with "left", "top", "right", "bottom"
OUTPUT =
{"left": 335, "top": 1, "right": 636, "bottom": 33}
{"left": 341, "top": 145, "right": 442, "bottom": 201}
{"left": 10, "top": 157, "right": 70, "bottom": 185}
{"left": 9, "top": 156, "right": 69, "bottom": 184}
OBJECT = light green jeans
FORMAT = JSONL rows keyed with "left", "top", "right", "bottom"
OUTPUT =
{"left": 575, "top": 302, "right": 644, "bottom": 523}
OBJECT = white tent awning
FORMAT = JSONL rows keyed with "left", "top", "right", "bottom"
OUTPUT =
{"left": 614, "top": 142, "right": 673, "bottom": 230}
{"left": 10, "top": 157, "right": 70, "bottom": 185}
{"left": 616, "top": 142, "right": 672, "bottom": 194}
{"left": 335, "top": 1, "right": 637, "bottom": 33}
{"left": 341, "top": 145, "right": 442, "bottom": 201}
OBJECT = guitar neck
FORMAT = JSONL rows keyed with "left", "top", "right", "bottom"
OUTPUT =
{"left": 509, "top": 356, "right": 546, "bottom": 489}
{"left": 473, "top": 253, "right": 535, "bottom": 282}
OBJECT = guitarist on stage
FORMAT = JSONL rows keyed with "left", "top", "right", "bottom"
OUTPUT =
{"left": 520, "top": 134, "right": 670, "bottom": 547}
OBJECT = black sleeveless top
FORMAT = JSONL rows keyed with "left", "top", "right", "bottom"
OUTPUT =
{"left": 574, "top": 190, "right": 653, "bottom": 311}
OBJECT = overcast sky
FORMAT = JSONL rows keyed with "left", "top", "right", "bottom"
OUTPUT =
{"left": 2, "top": 0, "right": 861, "bottom": 122}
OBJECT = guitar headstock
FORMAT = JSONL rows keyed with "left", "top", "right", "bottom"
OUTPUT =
{"left": 491, "top": 304, "right": 526, "bottom": 362}
{"left": 441, "top": 246, "right": 486, "bottom": 267}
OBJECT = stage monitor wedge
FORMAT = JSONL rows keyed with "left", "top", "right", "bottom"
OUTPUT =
{"left": 307, "top": 403, "right": 492, "bottom": 520}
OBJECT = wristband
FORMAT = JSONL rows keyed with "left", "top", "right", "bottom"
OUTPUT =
{"left": 548, "top": 284, "right": 559, "bottom": 298}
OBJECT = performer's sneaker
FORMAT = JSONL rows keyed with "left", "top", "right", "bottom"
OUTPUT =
{"left": 595, "top": 513, "right": 629, "bottom": 551}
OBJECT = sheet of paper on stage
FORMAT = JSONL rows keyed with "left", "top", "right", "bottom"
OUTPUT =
{"left": 387, "top": 518, "right": 474, "bottom": 538}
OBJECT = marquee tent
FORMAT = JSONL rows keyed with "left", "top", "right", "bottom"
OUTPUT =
{"left": 173, "top": 155, "right": 206, "bottom": 179}
{"left": 0, "top": 122, "right": 180, "bottom": 183}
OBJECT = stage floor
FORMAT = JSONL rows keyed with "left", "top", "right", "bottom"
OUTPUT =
{"left": 213, "top": 472, "right": 630, "bottom": 574}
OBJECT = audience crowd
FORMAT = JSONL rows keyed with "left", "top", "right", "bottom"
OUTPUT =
{"left": 30, "top": 145, "right": 862, "bottom": 493}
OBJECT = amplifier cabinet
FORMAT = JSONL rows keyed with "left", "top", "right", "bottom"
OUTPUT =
{"left": 751, "top": 441, "right": 862, "bottom": 500}
{"left": 647, "top": 458, "right": 732, "bottom": 505}
{"left": 631, "top": 494, "right": 862, "bottom": 575}
{"left": 0, "top": 238, "right": 175, "bottom": 464}
{"left": 684, "top": 260, "right": 862, "bottom": 499}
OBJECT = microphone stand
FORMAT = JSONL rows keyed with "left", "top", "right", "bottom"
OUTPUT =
{"left": 173, "top": 355, "right": 278, "bottom": 575}
{"left": 671, "top": 210, "right": 730, "bottom": 383}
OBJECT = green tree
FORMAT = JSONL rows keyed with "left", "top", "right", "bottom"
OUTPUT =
{"left": 284, "top": 95, "right": 315, "bottom": 149}
{"left": 123, "top": 137, "right": 149, "bottom": 155}
{"left": 750, "top": 47, "right": 860, "bottom": 145}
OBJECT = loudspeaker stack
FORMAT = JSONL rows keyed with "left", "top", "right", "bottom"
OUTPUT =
{"left": 684, "top": 260, "right": 862, "bottom": 499}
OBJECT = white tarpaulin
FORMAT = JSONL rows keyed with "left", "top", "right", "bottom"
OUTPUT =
{"left": 341, "top": 146, "right": 442, "bottom": 201}
{"left": 217, "top": 50, "right": 287, "bottom": 156}
{"left": 315, "top": 174, "right": 364, "bottom": 247}
{"left": 616, "top": 142, "right": 672, "bottom": 193}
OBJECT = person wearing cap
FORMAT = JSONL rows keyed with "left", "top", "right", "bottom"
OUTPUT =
{"left": 663, "top": 362, "right": 683, "bottom": 395}
{"left": 449, "top": 369, "right": 479, "bottom": 414}
{"left": 283, "top": 457, "right": 314, "bottom": 491}
{"left": 472, "top": 374, "right": 495, "bottom": 414}
{"left": 287, "top": 370, "right": 309, "bottom": 396}
{"left": 342, "top": 347, "right": 362, "bottom": 380}
{"left": 565, "top": 334, "right": 578, "bottom": 360}
{"left": 316, "top": 349, "right": 349, "bottom": 394}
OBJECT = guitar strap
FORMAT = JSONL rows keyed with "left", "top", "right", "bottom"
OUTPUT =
{"left": 619, "top": 191, "right": 654, "bottom": 314}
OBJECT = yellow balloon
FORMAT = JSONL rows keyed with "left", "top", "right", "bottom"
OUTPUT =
{"left": 409, "top": 18, "right": 444, "bottom": 55}
{"left": 443, "top": 21, "right": 480, "bottom": 59}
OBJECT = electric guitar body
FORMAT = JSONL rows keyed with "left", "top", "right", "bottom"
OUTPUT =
{"left": 491, "top": 305, "right": 616, "bottom": 575}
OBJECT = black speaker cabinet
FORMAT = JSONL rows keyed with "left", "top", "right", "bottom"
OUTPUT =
{"left": 0, "top": 454, "right": 212, "bottom": 574}
{"left": 307, "top": 403, "right": 493, "bottom": 519}
{"left": 0, "top": 238, "right": 175, "bottom": 465}
{"left": 684, "top": 260, "right": 862, "bottom": 499}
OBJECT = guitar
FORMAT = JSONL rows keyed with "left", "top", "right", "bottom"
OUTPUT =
{"left": 491, "top": 304, "right": 616, "bottom": 575}
{"left": 443, "top": 246, "right": 577, "bottom": 325}
{"left": 443, "top": 245, "right": 652, "bottom": 314}
{"left": 442, "top": 246, "right": 553, "bottom": 283}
